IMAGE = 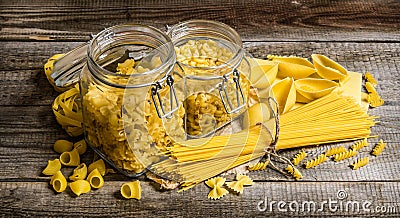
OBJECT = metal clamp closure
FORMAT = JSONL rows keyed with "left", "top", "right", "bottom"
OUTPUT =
{"left": 151, "top": 75, "right": 180, "bottom": 118}
{"left": 218, "top": 69, "right": 246, "bottom": 114}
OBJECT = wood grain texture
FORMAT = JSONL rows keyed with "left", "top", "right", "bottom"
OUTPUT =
{"left": 0, "top": 181, "right": 399, "bottom": 217}
{"left": 1, "top": 0, "right": 399, "bottom": 41}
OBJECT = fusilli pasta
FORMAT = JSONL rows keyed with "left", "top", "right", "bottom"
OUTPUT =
{"left": 333, "top": 149, "right": 358, "bottom": 162}
{"left": 371, "top": 139, "right": 386, "bottom": 156}
{"left": 305, "top": 154, "right": 328, "bottom": 169}
{"left": 351, "top": 157, "right": 369, "bottom": 170}
{"left": 292, "top": 150, "right": 307, "bottom": 166}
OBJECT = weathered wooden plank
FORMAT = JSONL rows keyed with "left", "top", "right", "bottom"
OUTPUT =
{"left": 0, "top": 181, "right": 399, "bottom": 217}
{"left": 1, "top": 0, "right": 399, "bottom": 41}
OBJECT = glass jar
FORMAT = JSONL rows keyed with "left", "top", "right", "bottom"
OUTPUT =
{"left": 80, "top": 24, "right": 179, "bottom": 176}
{"left": 167, "top": 20, "right": 251, "bottom": 138}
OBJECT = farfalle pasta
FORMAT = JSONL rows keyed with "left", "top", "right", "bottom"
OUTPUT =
{"left": 59, "top": 148, "right": 80, "bottom": 166}
{"left": 305, "top": 154, "right": 328, "bottom": 169}
{"left": 371, "top": 139, "right": 386, "bottom": 156}
{"left": 69, "top": 180, "right": 91, "bottom": 196}
{"left": 50, "top": 171, "right": 67, "bottom": 193}
{"left": 87, "top": 168, "right": 104, "bottom": 189}
{"left": 42, "top": 159, "right": 62, "bottom": 176}
{"left": 226, "top": 174, "right": 253, "bottom": 194}
{"left": 270, "top": 77, "right": 296, "bottom": 114}
{"left": 69, "top": 163, "right": 87, "bottom": 181}
{"left": 121, "top": 180, "right": 141, "bottom": 200}
{"left": 351, "top": 157, "right": 369, "bottom": 170}
{"left": 205, "top": 177, "right": 228, "bottom": 200}
{"left": 291, "top": 150, "right": 307, "bottom": 166}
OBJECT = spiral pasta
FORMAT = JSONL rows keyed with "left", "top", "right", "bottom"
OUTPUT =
{"left": 248, "top": 161, "right": 269, "bottom": 171}
{"left": 53, "top": 139, "right": 73, "bottom": 154}
{"left": 367, "top": 92, "right": 384, "bottom": 108}
{"left": 305, "top": 154, "right": 328, "bottom": 169}
{"left": 364, "top": 71, "right": 377, "bottom": 86}
{"left": 285, "top": 165, "right": 302, "bottom": 180}
{"left": 351, "top": 157, "right": 369, "bottom": 170}
{"left": 350, "top": 138, "right": 368, "bottom": 151}
{"left": 50, "top": 171, "right": 67, "bottom": 193}
{"left": 121, "top": 180, "right": 141, "bottom": 199}
{"left": 69, "top": 163, "right": 87, "bottom": 181}
{"left": 333, "top": 149, "right": 358, "bottom": 162}
{"left": 205, "top": 177, "right": 228, "bottom": 200}
{"left": 365, "top": 82, "right": 377, "bottom": 94}
{"left": 371, "top": 139, "right": 386, "bottom": 156}
{"left": 226, "top": 174, "right": 253, "bottom": 194}
{"left": 325, "top": 146, "right": 347, "bottom": 157}
{"left": 59, "top": 148, "right": 80, "bottom": 166}
{"left": 69, "top": 180, "right": 91, "bottom": 196}
{"left": 291, "top": 150, "right": 307, "bottom": 166}
{"left": 87, "top": 168, "right": 104, "bottom": 189}
{"left": 42, "top": 159, "right": 62, "bottom": 176}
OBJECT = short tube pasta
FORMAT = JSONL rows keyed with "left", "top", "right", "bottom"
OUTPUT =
{"left": 88, "top": 159, "right": 106, "bottom": 176}
{"left": 73, "top": 139, "right": 87, "bottom": 155}
{"left": 69, "top": 180, "right": 91, "bottom": 196}
{"left": 50, "top": 171, "right": 67, "bottom": 193}
{"left": 69, "top": 163, "right": 88, "bottom": 181}
{"left": 121, "top": 180, "right": 141, "bottom": 200}
{"left": 53, "top": 139, "right": 73, "bottom": 154}
{"left": 42, "top": 159, "right": 62, "bottom": 176}
{"left": 60, "top": 148, "right": 80, "bottom": 166}
{"left": 87, "top": 168, "right": 104, "bottom": 189}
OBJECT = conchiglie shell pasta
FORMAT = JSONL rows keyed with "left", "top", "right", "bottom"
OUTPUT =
{"left": 312, "top": 54, "right": 348, "bottom": 82}
{"left": 243, "top": 103, "right": 271, "bottom": 129}
{"left": 295, "top": 78, "right": 339, "bottom": 103}
{"left": 251, "top": 59, "right": 278, "bottom": 88}
{"left": 270, "top": 56, "right": 316, "bottom": 79}
{"left": 121, "top": 180, "right": 141, "bottom": 199}
{"left": 69, "top": 180, "right": 91, "bottom": 196}
{"left": 270, "top": 77, "right": 296, "bottom": 114}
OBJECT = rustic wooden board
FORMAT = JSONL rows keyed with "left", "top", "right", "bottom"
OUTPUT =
{"left": 1, "top": 181, "right": 399, "bottom": 217}
{"left": 1, "top": 0, "right": 399, "bottom": 41}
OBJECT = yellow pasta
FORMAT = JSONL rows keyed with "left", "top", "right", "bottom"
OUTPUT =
{"left": 365, "top": 82, "right": 377, "bottom": 94}
{"left": 53, "top": 139, "right": 73, "bottom": 154}
{"left": 226, "top": 174, "right": 253, "bottom": 194}
{"left": 371, "top": 139, "right": 386, "bottom": 156}
{"left": 367, "top": 92, "right": 384, "bottom": 108}
{"left": 69, "top": 180, "right": 91, "bottom": 197}
{"left": 248, "top": 160, "right": 269, "bottom": 171}
{"left": 42, "top": 159, "right": 62, "bottom": 176}
{"left": 87, "top": 168, "right": 104, "bottom": 189}
{"left": 60, "top": 148, "right": 80, "bottom": 166}
{"left": 295, "top": 78, "right": 339, "bottom": 103}
{"left": 364, "top": 71, "right": 377, "bottom": 86}
{"left": 285, "top": 165, "right": 302, "bottom": 180}
{"left": 270, "top": 77, "right": 296, "bottom": 114}
{"left": 311, "top": 54, "right": 348, "bottom": 83}
{"left": 50, "top": 171, "right": 67, "bottom": 193}
{"left": 267, "top": 55, "right": 316, "bottom": 79}
{"left": 350, "top": 138, "right": 368, "bottom": 151}
{"left": 325, "top": 146, "right": 347, "bottom": 157}
{"left": 44, "top": 53, "right": 67, "bottom": 92}
{"left": 88, "top": 159, "right": 106, "bottom": 176}
{"left": 73, "top": 139, "right": 87, "bottom": 155}
{"left": 333, "top": 149, "right": 358, "bottom": 162}
{"left": 351, "top": 157, "right": 369, "bottom": 170}
{"left": 305, "top": 154, "right": 328, "bottom": 169}
{"left": 205, "top": 177, "right": 228, "bottom": 200}
{"left": 121, "top": 180, "right": 141, "bottom": 200}
{"left": 291, "top": 150, "right": 307, "bottom": 166}
{"left": 69, "top": 163, "right": 87, "bottom": 181}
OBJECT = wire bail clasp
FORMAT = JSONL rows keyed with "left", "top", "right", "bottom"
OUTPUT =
{"left": 218, "top": 69, "right": 246, "bottom": 114}
{"left": 151, "top": 75, "right": 180, "bottom": 119}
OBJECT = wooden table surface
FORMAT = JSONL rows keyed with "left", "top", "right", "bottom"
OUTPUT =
{"left": 1, "top": 0, "right": 399, "bottom": 217}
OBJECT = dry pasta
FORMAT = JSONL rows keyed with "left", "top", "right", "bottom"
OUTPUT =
{"left": 333, "top": 149, "right": 358, "bottom": 162}
{"left": 311, "top": 54, "right": 348, "bottom": 83}
{"left": 121, "top": 180, "right": 141, "bottom": 200}
{"left": 50, "top": 171, "right": 67, "bottom": 193}
{"left": 371, "top": 139, "right": 386, "bottom": 156}
{"left": 44, "top": 53, "right": 67, "bottom": 92}
{"left": 365, "top": 82, "right": 377, "bottom": 94}
{"left": 88, "top": 159, "right": 106, "bottom": 176}
{"left": 69, "top": 163, "right": 87, "bottom": 181}
{"left": 59, "top": 148, "right": 80, "bottom": 166}
{"left": 42, "top": 159, "right": 62, "bottom": 176}
{"left": 69, "top": 180, "right": 91, "bottom": 196}
{"left": 87, "top": 168, "right": 104, "bottom": 189}
{"left": 351, "top": 157, "right": 369, "bottom": 170}
{"left": 291, "top": 150, "right": 307, "bottom": 166}
{"left": 350, "top": 138, "right": 368, "bottom": 151}
{"left": 267, "top": 55, "right": 316, "bottom": 79}
{"left": 367, "top": 92, "right": 384, "bottom": 108}
{"left": 285, "top": 165, "right": 302, "bottom": 180}
{"left": 248, "top": 161, "right": 269, "bottom": 171}
{"left": 270, "top": 77, "right": 296, "bottom": 114}
{"left": 53, "top": 139, "right": 73, "bottom": 154}
{"left": 73, "top": 139, "right": 87, "bottom": 155}
{"left": 325, "top": 146, "right": 347, "bottom": 157}
{"left": 364, "top": 71, "right": 377, "bottom": 86}
{"left": 226, "top": 174, "right": 253, "bottom": 194}
{"left": 305, "top": 154, "right": 328, "bottom": 169}
{"left": 205, "top": 177, "right": 228, "bottom": 200}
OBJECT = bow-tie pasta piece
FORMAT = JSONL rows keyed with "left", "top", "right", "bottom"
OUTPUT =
{"left": 269, "top": 56, "right": 316, "bottom": 79}
{"left": 294, "top": 78, "right": 339, "bottom": 103}
{"left": 226, "top": 174, "right": 253, "bottom": 194}
{"left": 270, "top": 77, "right": 296, "bottom": 114}
{"left": 251, "top": 59, "right": 279, "bottom": 88}
{"left": 205, "top": 177, "right": 228, "bottom": 200}
{"left": 312, "top": 54, "right": 348, "bottom": 83}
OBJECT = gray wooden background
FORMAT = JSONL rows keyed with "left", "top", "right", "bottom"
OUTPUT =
{"left": 0, "top": 0, "right": 399, "bottom": 217}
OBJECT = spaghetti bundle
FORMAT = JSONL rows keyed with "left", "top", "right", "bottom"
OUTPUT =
{"left": 151, "top": 92, "right": 376, "bottom": 187}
